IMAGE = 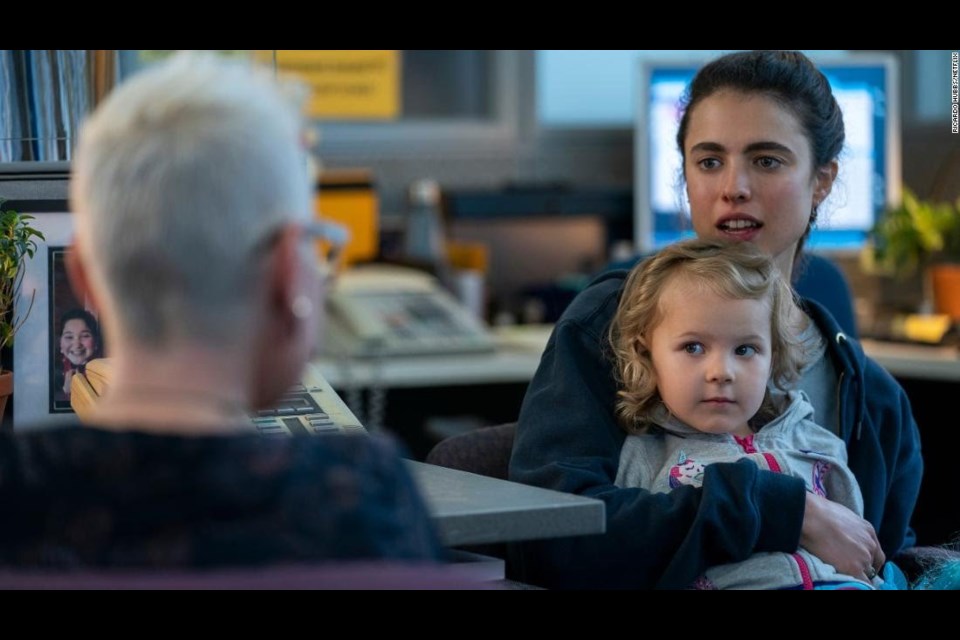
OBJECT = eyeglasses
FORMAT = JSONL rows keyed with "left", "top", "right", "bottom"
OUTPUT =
{"left": 301, "top": 219, "right": 349, "bottom": 281}
{"left": 253, "top": 218, "right": 350, "bottom": 280}
{"left": 303, "top": 219, "right": 349, "bottom": 269}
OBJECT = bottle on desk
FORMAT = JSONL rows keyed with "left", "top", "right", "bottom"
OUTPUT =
{"left": 403, "top": 179, "right": 492, "bottom": 322}
{"left": 404, "top": 178, "right": 447, "bottom": 272}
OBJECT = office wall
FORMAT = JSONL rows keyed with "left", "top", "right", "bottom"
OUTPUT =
{"left": 316, "top": 50, "right": 958, "bottom": 222}
{"left": 4, "top": 50, "right": 956, "bottom": 219}
{"left": 317, "top": 51, "right": 634, "bottom": 219}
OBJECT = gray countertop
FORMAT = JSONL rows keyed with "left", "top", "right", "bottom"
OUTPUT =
{"left": 407, "top": 460, "right": 606, "bottom": 547}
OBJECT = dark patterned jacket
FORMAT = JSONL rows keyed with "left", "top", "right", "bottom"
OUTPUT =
{"left": 0, "top": 425, "right": 444, "bottom": 568}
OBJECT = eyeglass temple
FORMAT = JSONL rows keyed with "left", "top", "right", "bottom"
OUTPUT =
{"left": 305, "top": 219, "right": 350, "bottom": 247}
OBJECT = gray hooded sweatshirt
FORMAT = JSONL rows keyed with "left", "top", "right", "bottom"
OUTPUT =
{"left": 616, "top": 390, "right": 880, "bottom": 589}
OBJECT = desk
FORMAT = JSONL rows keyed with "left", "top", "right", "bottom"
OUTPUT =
{"left": 318, "top": 326, "right": 959, "bottom": 548}
{"left": 859, "top": 339, "right": 960, "bottom": 545}
{"left": 315, "top": 332, "right": 960, "bottom": 389}
{"left": 314, "top": 325, "right": 552, "bottom": 389}
{"left": 315, "top": 349, "right": 542, "bottom": 389}
{"left": 407, "top": 460, "right": 606, "bottom": 547}
{"left": 861, "top": 339, "right": 960, "bottom": 382}
{"left": 314, "top": 327, "right": 551, "bottom": 459}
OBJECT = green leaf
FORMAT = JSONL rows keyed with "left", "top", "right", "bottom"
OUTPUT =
{"left": 0, "top": 199, "right": 45, "bottom": 361}
{"left": 864, "top": 187, "right": 960, "bottom": 278}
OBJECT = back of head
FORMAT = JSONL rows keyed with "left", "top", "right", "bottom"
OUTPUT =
{"left": 71, "top": 52, "right": 313, "bottom": 347}
{"left": 610, "top": 238, "right": 805, "bottom": 428}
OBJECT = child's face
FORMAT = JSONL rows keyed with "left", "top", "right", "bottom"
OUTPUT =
{"left": 648, "top": 275, "right": 772, "bottom": 437}
{"left": 60, "top": 318, "right": 96, "bottom": 366}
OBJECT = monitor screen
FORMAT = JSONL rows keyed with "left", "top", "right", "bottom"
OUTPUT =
{"left": 634, "top": 55, "right": 901, "bottom": 253}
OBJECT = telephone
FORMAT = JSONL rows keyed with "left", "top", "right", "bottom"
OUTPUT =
{"left": 70, "top": 359, "right": 367, "bottom": 437}
{"left": 250, "top": 364, "right": 367, "bottom": 437}
{"left": 323, "top": 264, "right": 495, "bottom": 358}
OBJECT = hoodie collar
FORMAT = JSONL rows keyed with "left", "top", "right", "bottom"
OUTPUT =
{"left": 799, "top": 297, "right": 867, "bottom": 439}
{"left": 649, "top": 390, "right": 814, "bottom": 438}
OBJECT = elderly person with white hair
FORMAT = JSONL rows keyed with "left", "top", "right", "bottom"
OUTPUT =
{"left": 0, "top": 53, "right": 443, "bottom": 568}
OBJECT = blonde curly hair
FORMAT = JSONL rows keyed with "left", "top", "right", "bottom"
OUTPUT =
{"left": 608, "top": 239, "right": 809, "bottom": 433}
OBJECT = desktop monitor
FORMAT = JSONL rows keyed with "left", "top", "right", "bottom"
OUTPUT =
{"left": 634, "top": 54, "right": 901, "bottom": 254}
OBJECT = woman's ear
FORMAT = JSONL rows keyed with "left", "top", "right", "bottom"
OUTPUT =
{"left": 813, "top": 160, "right": 839, "bottom": 208}
{"left": 250, "top": 223, "right": 313, "bottom": 411}
{"left": 266, "top": 224, "right": 304, "bottom": 328}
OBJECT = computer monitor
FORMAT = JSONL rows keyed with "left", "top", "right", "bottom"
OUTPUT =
{"left": 634, "top": 54, "right": 901, "bottom": 254}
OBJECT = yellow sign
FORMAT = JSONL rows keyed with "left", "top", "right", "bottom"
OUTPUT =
{"left": 272, "top": 50, "right": 400, "bottom": 120}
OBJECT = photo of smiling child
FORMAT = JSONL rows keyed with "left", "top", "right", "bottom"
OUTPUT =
{"left": 50, "top": 247, "right": 105, "bottom": 411}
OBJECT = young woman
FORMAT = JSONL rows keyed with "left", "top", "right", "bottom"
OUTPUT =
{"left": 509, "top": 50, "right": 923, "bottom": 589}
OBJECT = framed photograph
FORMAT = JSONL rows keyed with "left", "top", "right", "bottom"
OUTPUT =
{"left": 12, "top": 206, "right": 86, "bottom": 429}
{"left": 47, "top": 247, "right": 104, "bottom": 413}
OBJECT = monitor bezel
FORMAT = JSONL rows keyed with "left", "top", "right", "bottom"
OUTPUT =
{"left": 634, "top": 53, "right": 902, "bottom": 256}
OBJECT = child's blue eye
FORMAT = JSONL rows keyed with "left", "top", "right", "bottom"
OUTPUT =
{"left": 684, "top": 343, "right": 705, "bottom": 355}
{"left": 735, "top": 345, "right": 758, "bottom": 357}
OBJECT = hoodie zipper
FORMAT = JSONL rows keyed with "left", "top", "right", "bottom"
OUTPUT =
{"left": 791, "top": 553, "right": 815, "bottom": 590}
{"left": 836, "top": 369, "right": 846, "bottom": 438}
{"left": 834, "top": 332, "right": 864, "bottom": 440}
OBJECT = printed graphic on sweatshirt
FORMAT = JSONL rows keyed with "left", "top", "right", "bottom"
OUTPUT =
{"left": 669, "top": 451, "right": 705, "bottom": 489}
{"left": 811, "top": 459, "right": 830, "bottom": 497}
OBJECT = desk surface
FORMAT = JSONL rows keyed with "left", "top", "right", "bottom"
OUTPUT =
{"left": 407, "top": 460, "right": 606, "bottom": 547}
{"left": 316, "top": 349, "right": 542, "bottom": 388}
{"left": 860, "top": 339, "right": 960, "bottom": 382}
{"left": 315, "top": 325, "right": 552, "bottom": 388}
{"left": 316, "top": 326, "right": 960, "bottom": 387}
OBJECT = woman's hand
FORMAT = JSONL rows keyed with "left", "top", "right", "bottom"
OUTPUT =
{"left": 800, "top": 491, "right": 884, "bottom": 582}
{"left": 63, "top": 369, "right": 74, "bottom": 396}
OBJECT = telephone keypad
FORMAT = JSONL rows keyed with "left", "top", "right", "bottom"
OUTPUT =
{"left": 250, "top": 365, "right": 366, "bottom": 437}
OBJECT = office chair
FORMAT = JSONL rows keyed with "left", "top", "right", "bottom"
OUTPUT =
{"left": 425, "top": 422, "right": 516, "bottom": 481}
{"left": 424, "top": 423, "right": 524, "bottom": 583}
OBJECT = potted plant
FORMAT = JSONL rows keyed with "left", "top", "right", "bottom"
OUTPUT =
{"left": 862, "top": 188, "right": 960, "bottom": 320}
{"left": 0, "top": 200, "right": 45, "bottom": 423}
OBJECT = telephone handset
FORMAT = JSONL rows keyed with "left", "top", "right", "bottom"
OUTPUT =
{"left": 323, "top": 264, "right": 495, "bottom": 358}
{"left": 71, "top": 359, "right": 366, "bottom": 437}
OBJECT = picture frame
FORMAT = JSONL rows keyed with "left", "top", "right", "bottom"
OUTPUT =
{"left": 13, "top": 208, "right": 80, "bottom": 429}
{"left": 47, "top": 246, "right": 103, "bottom": 413}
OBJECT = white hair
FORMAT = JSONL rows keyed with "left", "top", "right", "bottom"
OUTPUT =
{"left": 71, "top": 52, "right": 313, "bottom": 346}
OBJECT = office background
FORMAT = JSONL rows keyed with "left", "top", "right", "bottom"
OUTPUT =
{"left": 6, "top": 51, "right": 957, "bottom": 208}
{"left": 315, "top": 50, "right": 957, "bottom": 216}
{"left": 8, "top": 51, "right": 957, "bottom": 309}
{"left": 2, "top": 49, "right": 959, "bottom": 546}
